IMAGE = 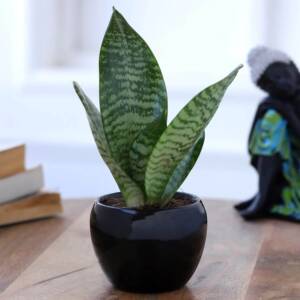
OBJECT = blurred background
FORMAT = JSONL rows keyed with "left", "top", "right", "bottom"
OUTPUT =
{"left": 0, "top": 0, "right": 298, "bottom": 200}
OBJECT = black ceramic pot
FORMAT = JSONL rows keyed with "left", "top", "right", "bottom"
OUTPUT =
{"left": 90, "top": 192, "right": 207, "bottom": 293}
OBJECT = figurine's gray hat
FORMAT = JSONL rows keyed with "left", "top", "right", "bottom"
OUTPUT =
{"left": 248, "top": 46, "right": 291, "bottom": 83}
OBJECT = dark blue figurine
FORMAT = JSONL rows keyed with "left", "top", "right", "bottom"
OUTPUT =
{"left": 235, "top": 46, "right": 300, "bottom": 221}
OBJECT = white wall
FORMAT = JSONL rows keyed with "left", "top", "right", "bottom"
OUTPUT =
{"left": 58, "top": 0, "right": 266, "bottom": 93}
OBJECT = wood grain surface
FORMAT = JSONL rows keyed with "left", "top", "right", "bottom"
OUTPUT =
{"left": 0, "top": 199, "right": 299, "bottom": 300}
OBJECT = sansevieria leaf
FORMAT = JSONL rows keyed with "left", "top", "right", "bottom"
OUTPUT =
{"left": 73, "top": 82, "right": 145, "bottom": 207}
{"left": 145, "top": 66, "right": 242, "bottom": 203}
{"left": 100, "top": 8, "right": 167, "bottom": 177}
{"left": 160, "top": 132, "right": 205, "bottom": 205}
{"left": 129, "top": 119, "right": 166, "bottom": 190}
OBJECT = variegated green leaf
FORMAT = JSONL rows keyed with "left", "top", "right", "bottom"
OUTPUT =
{"left": 160, "top": 132, "right": 205, "bottom": 206}
{"left": 100, "top": 8, "right": 167, "bottom": 177}
{"left": 73, "top": 82, "right": 145, "bottom": 207}
{"left": 145, "top": 66, "right": 242, "bottom": 203}
{"left": 129, "top": 119, "right": 166, "bottom": 190}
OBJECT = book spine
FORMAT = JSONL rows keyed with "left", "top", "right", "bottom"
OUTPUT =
{"left": 0, "top": 166, "right": 44, "bottom": 204}
{"left": 0, "top": 192, "right": 62, "bottom": 226}
{"left": 0, "top": 145, "right": 25, "bottom": 178}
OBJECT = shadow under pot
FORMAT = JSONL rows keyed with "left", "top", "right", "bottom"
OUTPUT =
{"left": 90, "top": 192, "right": 207, "bottom": 293}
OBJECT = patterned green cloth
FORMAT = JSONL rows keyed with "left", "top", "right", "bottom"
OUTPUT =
{"left": 249, "top": 109, "right": 300, "bottom": 220}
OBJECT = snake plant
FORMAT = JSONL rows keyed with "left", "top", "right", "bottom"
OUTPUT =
{"left": 73, "top": 8, "right": 242, "bottom": 208}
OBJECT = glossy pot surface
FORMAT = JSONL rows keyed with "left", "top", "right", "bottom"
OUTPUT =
{"left": 90, "top": 192, "right": 207, "bottom": 293}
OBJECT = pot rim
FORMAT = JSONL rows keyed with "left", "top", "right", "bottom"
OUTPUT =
{"left": 94, "top": 191, "right": 203, "bottom": 213}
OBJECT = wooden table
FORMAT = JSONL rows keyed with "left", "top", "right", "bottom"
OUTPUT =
{"left": 0, "top": 199, "right": 300, "bottom": 300}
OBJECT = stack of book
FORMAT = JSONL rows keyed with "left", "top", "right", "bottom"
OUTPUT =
{"left": 0, "top": 143, "right": 62, "bottom": 226}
